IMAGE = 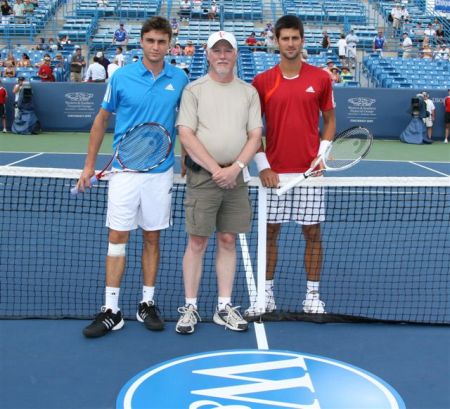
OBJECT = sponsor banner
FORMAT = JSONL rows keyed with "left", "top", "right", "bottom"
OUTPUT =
{"left": 435, "top": 0, "right": 450, "bottom": 12}
{"left": 117, "top": 349, "right": 406, "bottom": 409}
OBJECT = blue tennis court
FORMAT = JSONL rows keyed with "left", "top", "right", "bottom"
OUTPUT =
{"left": 1, "top": 150, "right": 449, "bottom": 409}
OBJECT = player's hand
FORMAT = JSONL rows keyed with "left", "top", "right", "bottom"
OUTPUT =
{"left": 76, "top": 167, "right": 95, "bottom": 192}
{"left": 259, "top": 168, "right": 279, "bottom": 188}
{"left": 310, "top": 155, "right": 324, "bottom": 177}
{"left": 212, "top": 165, "right": 239, "bottom": 189}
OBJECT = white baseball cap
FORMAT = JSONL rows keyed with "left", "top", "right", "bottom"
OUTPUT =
{"left": 207, "top": 31, "right": 237, "bottom": 50}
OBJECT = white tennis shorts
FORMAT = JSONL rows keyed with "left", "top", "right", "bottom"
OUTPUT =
{"left": 423, "top": 117, "right": 433, "bottom": 128}
{"left": 106, "top": 168, "right": 173, "bottom": 231}
{"left": 267, "top": 174, "right": 325, "bottom": 225}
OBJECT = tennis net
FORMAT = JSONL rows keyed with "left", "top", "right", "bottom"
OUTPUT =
{"left": 1, "top": 166, "right": 449, "bottom": 324}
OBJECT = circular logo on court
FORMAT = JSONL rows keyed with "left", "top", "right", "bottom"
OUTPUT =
{"left": 117, "top": 349, "right": 405, "bottom": 409}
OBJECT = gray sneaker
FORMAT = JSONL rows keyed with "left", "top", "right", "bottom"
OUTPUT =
{"left": 176, "top": 304, "right": 201, "bottom": 334}
{"left": 213, "top": 304, "right": 248, "bottom": 331}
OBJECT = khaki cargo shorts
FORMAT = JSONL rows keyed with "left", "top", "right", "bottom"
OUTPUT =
{"left": 184, "top": 168, "right": 252, "bottom": 236}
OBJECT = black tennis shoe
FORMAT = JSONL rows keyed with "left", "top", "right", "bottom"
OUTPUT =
{"left": 136, "top": 301, "right": 165, "bottom": 331}
{"left": 83, "top": 307, "right": 124, "bottom": 338}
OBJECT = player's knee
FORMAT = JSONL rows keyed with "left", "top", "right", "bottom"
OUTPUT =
{"left": 188, "top": 235, "right": 209, "bottom": 253}
{"left": 143, "top": 230, "right": 160, "bottom": 247}
{"left": 107, "top": 242, "right": 126, "bottom": 257}
{"left": 302, "top": 224, "right": 321, "bottom": 242}
{"left": 217, "top": 232, "right": 236, "bottom": 250}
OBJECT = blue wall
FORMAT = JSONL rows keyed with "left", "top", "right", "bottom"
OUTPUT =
{"left": 3, "top": 83, "right": 447, "bottom": 140}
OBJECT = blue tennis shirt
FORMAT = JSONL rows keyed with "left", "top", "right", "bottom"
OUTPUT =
{"left": 102, "top": 58, "right": 189, "bottom": 173}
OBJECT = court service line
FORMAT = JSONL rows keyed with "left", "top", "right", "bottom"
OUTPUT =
{"left": 408, "top": 161, "right": 449, "bottom": 176}
{"left": 238, "top": 233, "right": 269, "bottom": 350}
{"left": 5, "top": 152, "right": 44, "bottom": 166}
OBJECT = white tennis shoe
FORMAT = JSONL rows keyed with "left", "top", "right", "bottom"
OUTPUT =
{"left": 302, "top": 291, "right": 326, "bottom": 314}
{"left": 244, "top": 288, "right": 277, "bottom": 317}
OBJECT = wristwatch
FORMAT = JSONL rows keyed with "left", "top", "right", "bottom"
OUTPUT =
{"left": 235, "top": 160, "right": 245, "bottom": 170}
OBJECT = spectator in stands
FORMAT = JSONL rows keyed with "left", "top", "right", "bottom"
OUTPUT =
{"left": 3, "top": 61, "right": 16, "bottom": 78}
{"left": 401, "top": 32, "right": 413, "bottom": 59}
{"left": 249, "top": 14, "right": 335, "bottom": 317}
{"left": 12, "top": 0, "right": 24, "bottom": 23}
{"left": 434, "top": 43, "right": 449, "bottom": 61}
{"left": 400, "top": 5, "right": 409, "bottom": 24}
{"left": 115, "top": 46, "right": 125, "bottom": 67}
{"left": 38, "top": 56, "right": 55, "bottom": 81}
{"left": 410, "top": 22, "right": 424, "bottom": 44}
{"left": 424, "top": 23, "right": 435, "bottom": 39}
{"left": 323, "top": 59, "right": 335, "bottom": 75}
{"left": 321, "top": 30, "right": 330, "bottom": 49}
{"left": 262, "top": 30, "right": 274, "bottom": 53}
{"left": 12, "top": 76, "right": 25, "bottom": 117}
{"left": 84, "top": 56, "right": 106, "bottom": 82}
{"left": 208, "top": 1, "right": 217, "bottom": 20}
{"left": 175, "top": 30, "right": 261, "bottom": 335}
{"left": 245, "top": 32, "right": 258, "bottom": 49}
{"left": 1, "top": 0, "right": 13, "bottom": 25}
{"left": 345, "top": 29, "right": 358, "bottom": 68}
{"left": 107, "top": 57, "right": 120, "bottom": 79}
{"left": 112, "top": 23, "right": 129, "bottom": 47}
{"left": 34, "top": 53, "right": 51, "bottom": 67}
{"left": 48, "top": 38, "right": 58, "bottom": 52}
{"left": 70, "top": 46, "right": 86, "bottom": 82}
{"left": 6, "top": 52, "right": 16, "bottom": 66}
{"left": 78, "top": 16, "right": 189, "bottom": 339}
{"left": 0, "top": 79, "right": 7, "bottom": 133}
{"left": 323, "top": 60, "right": 341, "bottom": 83}
{"left": 97, "top": 0, "right": 108, "bottom": 7}
{"left": 340, "top": 66, "right": 353, "bottom": 82}
{"left": 17, "top": 53, "right": 32, "bottom": 67}
{"left": 171, "top": 18, "right": 179, "bottom": 39}
{"left": 184, "top": 40, "right": 195, "bottom": 56}
{"left": 60, "top": 35, "right": 71, "bottom": 47}
{"left": 96, "top": 51, "right": 110, "bottom": 78}
{"left": 179, "top": 0, "right": 191, "bottom": 20}
{"left": 23, "top": 0, "right": 33, "bottom": 20}
{"left": 337, "top": 33, "right": 347, "bottom": 64}
{"left": 391, "top": 4, "right": 403, "bottom": 34}
{"left": 422, "top": 92, "right": 435, "bottom": 141}
{"left": 170, "top": 42, "right": 183, "bottom": 56}
{"left": 373, "top": 29, "right": 386, "bottom": 56}
{"left": 444, "top": 89, "right": 450, "bottom": 144}
{"left": 435, "top": 24, "right": 445, "bottom": 45}
{"left": 421, "top": 36, "right": 433, "bottom": 59}
{"left": 53, "top": 52, "right": 65, "bottom": 68}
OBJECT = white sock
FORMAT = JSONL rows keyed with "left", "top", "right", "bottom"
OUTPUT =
{"left": 142, "top": 286, "right": 155, "bottom": 304}
{"left": 266, "top": 280, "right": 274, "bottom": 292}
{"left": 105, "top": 287, "right": 120, "bottom": 313}
{"left": 218, "top": 297, "right": 231, "bottom": 310}
{"left": 185, "top": 298, "right": 197, "bottom": 309}
{"left": 307, "top": 280, "right": 320, "bottom": 294}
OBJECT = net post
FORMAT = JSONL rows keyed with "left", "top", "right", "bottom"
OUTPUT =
{"left": 257, "top": 183, "right": 267, "bottom": 316}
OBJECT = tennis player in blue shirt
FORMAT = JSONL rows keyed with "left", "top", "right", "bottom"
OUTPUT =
{"left": 77, "top": 16, "right": 189, "bottom": 338}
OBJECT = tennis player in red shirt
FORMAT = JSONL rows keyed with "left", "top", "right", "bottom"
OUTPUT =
{"left": 248, "top": 15, "right": 336, "bottom": 316}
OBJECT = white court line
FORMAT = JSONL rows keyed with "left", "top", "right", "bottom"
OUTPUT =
{"left": 238, "top": 233, "right": 269, "bottom": 351}
{"left": 408, "top": 161, "right": 450, "bottom": 177}
{"left": 5, "top": 152, "right": 44, "bottom": 166}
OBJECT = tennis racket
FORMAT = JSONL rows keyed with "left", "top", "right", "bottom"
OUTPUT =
{"left": 276, "top": 126, "right": 373, "bottom": 196}
{"left": 71, "top": 122, "right": 172, "bottom": 195}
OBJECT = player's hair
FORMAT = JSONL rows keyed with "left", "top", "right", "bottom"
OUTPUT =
{"left": 141, "top": 16, "right": 172, "bottom": 41}
{"left": 274, "top": 15, "right": 304, "bottom": 39}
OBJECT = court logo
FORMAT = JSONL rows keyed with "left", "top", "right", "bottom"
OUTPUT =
{"left": 65, "top": 92, "right": 94, "bottom": 102}
{"left": 348, "top": 97, "right": 376, "bottom": 107}
{"left": 117, "top": 349, "right": 405, "bottom": 409}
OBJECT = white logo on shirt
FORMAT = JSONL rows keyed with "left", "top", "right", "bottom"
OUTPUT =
{"left": 165, "top": 83, "right": 175, "bottom": 91}
{"left": 306, "top": 86, "right": 315, "bottom": 93}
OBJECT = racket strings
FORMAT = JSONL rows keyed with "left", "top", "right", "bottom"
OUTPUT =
{"left": 117, "top": 127, "right": 171, "bottom": 171}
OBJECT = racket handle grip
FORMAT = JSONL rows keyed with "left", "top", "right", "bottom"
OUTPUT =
{"left": 70, "top": 175, "right": 98, "bottom": 195}
{"left": 276, "top": 174, "right": 307, "bottom": 196}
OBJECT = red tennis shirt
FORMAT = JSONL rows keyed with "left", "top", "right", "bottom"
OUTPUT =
{"left": 252, "top": 63, "right": 334, "bottom": 173}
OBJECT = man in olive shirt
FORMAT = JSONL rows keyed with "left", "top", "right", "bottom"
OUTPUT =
{"left": 70, "top": 47, "right": 86, "bottom": 82}
{"left": 176, "top": 31, "right": 262, "bottom": 334}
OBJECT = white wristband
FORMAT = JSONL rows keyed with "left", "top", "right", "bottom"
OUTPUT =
{"left": 318, "top": 140, "right": 332, "bottom": 156}
{"left": 254, "top": 152, "right": 271, "bottom": 173}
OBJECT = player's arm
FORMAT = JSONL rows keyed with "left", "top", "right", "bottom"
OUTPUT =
{"left": 77, "top": 108, "right": 110, "bottom": 191}
{"left": 311, "top": 108, "right": 336, "bottom": 171}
